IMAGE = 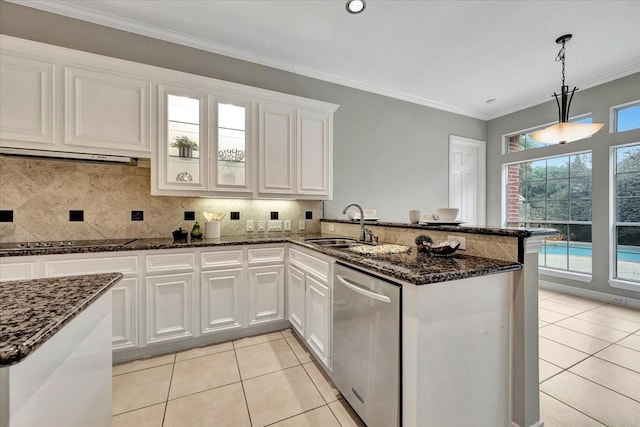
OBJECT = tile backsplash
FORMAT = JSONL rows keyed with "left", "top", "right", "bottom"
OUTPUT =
{"left": 0, "top": 156, "right": 322, "bottom": 243}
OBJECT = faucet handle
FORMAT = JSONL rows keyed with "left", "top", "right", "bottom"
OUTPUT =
{"left": 364, "top": 229, "right": 378, "bottom": 245}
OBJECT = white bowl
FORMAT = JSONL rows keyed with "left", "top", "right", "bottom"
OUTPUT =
{"left": 436, "top": 208, "right": 459, "bottom": 221}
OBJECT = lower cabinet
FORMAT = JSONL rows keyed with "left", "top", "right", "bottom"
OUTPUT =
{"left": 287, "top": 265, "right": 306, "bottom": 335}
{"left": 201, "top": 268, "right": 244, "bottom": 334}
{"left": 248, "top": 264, "right": 285, "bottom": 325}
{"left": 111, "top": 277, "right": 138, "bottom": 349}
{"left": 305, "top": 274, "right": 331, "bottom": 366}
{"left": 145, "top": 273, "right": 194, "bottom": 344}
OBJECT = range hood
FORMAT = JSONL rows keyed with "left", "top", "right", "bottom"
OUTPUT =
{"left": 0, "top": 147, "right": 137, "bottom": 165}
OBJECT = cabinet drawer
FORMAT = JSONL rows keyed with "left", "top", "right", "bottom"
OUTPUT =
{"left": 248, "top": 247, "right": 285, "bottom": 265}
{"left": 289, "top": 247, "right": 330, "bottom": 282}
{"left": 0, "top": 261, "right": 35, "bottom": 281}
{"left": 201, "top": 250, "right": 244, "bottom": 269}
{"left": 45, "top": 256, "right": 138, "bottom": 277}
{"left": 146, "top": 252, "right": 194, "bottom": 273}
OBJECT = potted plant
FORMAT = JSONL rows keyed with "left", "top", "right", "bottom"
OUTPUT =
{"left": 170, "top": 135, "right": 199, "bottom": 158}
{"left": 414, "top": 234, "right": 433, "bottom": 252}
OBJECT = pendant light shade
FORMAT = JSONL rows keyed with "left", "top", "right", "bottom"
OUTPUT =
{"left": 530, "top": 34, "right": 604, "bottom": 145}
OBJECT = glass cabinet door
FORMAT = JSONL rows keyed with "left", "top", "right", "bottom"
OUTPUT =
{"left": 158, "top": 85, "right": 208, "bottom": 191}
{"left": 213, "top": 97, "right": 252, "bottom": 192}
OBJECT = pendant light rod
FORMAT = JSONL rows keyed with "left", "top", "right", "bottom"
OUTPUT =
{"left": 553, "top": 34, "right": 576, "bottom": 124}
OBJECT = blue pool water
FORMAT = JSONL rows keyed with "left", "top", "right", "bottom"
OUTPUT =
{"left": 543, "top": 243, "right": 640, "bottom": 263}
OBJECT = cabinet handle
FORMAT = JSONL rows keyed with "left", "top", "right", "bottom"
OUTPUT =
{"left": 336, "top": 275, "right": 391, "bottom": 303}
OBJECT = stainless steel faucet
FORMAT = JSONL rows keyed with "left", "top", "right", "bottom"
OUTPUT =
{"left": 342, "top": 202, "right": 367, "bottom": 242}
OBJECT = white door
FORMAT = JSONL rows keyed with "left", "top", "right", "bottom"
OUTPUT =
{"left": 449, "top": 135, "right": 486, "bottom": 226}
{"left": 146, "top": 273, "right": 194, "bottom": 344}
{"left": 258, "top": 101, "right": 296, "bottom": 194}
{"left": 247, "top": 264, "right": 284, "bottom": 325}
{"left": 305, "top": 274, "right": 331, "bottom": 368}
{"left": 287, "top": 265, "right": 306, "bottom": 335}
{"left": 201, "top": 268, "right": 244, "bottom": 334}
{"left": 297, "top": 109, "right": 331, "bottom": 196}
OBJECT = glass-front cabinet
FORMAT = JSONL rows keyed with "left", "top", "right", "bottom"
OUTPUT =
{"left": 155, "top": 86, "right": 254, "bottom": 195}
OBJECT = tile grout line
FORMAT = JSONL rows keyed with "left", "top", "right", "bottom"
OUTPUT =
{"left": 262, "top": 404, "right": 336, "bottom": 427}
{"left": 234, "top": 347, "right": 255, "bottom": 427}
{"left": 567, "top": 365, "right": 640, "bottom": 405}
{"left": 162, "top": 355, "right": 177, "bottom": 426}
{"left": 539, "top": 390, "right": 607, "bottom": 426}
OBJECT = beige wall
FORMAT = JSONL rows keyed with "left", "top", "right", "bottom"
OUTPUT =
{"left": 0, "top": 156, "right": 321, "bottom": 243}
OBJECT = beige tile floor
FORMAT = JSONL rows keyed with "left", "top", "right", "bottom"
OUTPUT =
{"left": 112, "top": 329, "right": 363, "bottom": 427}
{"left": 112, "top": 288, "right": 640, "bottom": 427}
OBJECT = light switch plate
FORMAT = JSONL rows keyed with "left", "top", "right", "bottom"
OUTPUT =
{"left": 257, "top": 220, "right": 265, "bottom": 232}
{"left": 283, "top": 220, "right": 291, "bottom": 231}
{"left": 246, "top": 220, "right": 254, "bottom": 232}
{"left": 268, "top": 220, "right": 283, "bottom": 231}
{"left": 298, "top": 220, "right": 306, "bottom": 231}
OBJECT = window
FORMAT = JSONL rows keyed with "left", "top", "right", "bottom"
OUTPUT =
{"left": 613, "top": 143, "right": 640, "bottom": 282}
{"left": 613, "top": 101, "right": 640, "bottom": 133}
{"left": 505, "top": 116, "right": 593, "bottom": 153}
{"left": 505, "top": 152, "right": 592, "bottom": 274}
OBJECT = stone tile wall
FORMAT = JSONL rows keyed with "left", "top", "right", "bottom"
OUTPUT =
{"left": 0, "top": 157, "right": 321, "bottom": 243}
{"left": 322, "top": 221, "right": 519, "bottom": 262}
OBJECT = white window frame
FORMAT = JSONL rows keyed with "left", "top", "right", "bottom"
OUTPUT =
{"left": 609, "top": 141, "right": 640, "bottom": 292}
{"left": 610, "top": 100, "right": 640, "bottom": 134}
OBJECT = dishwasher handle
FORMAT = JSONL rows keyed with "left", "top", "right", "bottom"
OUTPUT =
{"left": 336, "top": 275, "right": 391, "bottom": 303}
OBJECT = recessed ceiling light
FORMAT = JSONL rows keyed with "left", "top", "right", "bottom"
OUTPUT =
{"left": 346, "top": 0, "right": 366, "bottom": 14}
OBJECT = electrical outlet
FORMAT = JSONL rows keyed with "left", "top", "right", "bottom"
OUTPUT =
{"left": 284, "top": 220, "right": 291, "bottom": 231}
{"left": 268, "top": 220, "right": 283, "bottom": 231}
{"left": 298, "top": 220, "right": 306, "bottom": 231}
{"left": 612, "top": 296, "right": 627, "bottom": 305}
{"left": 448, "top": 235, "right": 466, "bottom": 250}
{"left": 328, "top": 223, "right": 335, "bottom": 232}
{"left": 246, "top": 220, "right": 254, "bottom": 232}
{"left": 257, "top": 220, "right": 266, "bottom": 232}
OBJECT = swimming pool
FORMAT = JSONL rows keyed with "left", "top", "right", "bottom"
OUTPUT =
{"left": 542, "top": 242, "right": 640, "bottom": 263}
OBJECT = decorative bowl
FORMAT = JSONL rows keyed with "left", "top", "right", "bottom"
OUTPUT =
{"left": 435, "top": 208, "right": 460, "bottom": 221}
{"left": 423, "top": 240, "right": 461, "bottom": 256}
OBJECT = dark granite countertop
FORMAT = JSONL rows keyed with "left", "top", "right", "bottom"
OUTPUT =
{"left": 321, "top": 218, "right": 557, "bottom": 238}
{"left": 0, "top": 234, "right": 521, "bottom": 286}
{"left": 288, "top": 236, "right": 522, "bottom": 285}
{"left": 0, "top": 273, "right": 123, "bottom": 366}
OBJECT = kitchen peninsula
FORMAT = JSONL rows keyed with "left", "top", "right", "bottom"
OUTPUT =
{"left": 0, "top": 273, "right": 122, "bottom": 427}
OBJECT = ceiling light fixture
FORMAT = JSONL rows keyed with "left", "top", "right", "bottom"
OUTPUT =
{"left": 346, "top": 0, "right": 366, "bottom": 14}
{"left": 530, "top": 34, "right": 604, "bottom": 145}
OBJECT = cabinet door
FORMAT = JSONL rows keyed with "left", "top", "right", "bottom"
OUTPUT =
{"left": 201, "top": 268, "right": 243, "bottom": 334}
{"left": 0, "top": 53, "right": 55, "bottom": 146}
{"left": 258, "top": 102, "right": 295, "bottom": 194}
{"left": 146, "top": 273, "right": 194, "bottom": 344}
{"left": 212, "top": 96, "right": 254, "bottom": 193}
{"left": 112, "top": 277, "right": 138, "bottom": 349}
{"left": 287, "top": 265, "right": 306, "bottom": 335}
{"left": 247, "top": 264, "right": 284, "bottom": 325}
{"left": 64, "top": 66, "right": 150, "bottom": 154}
{"left": 154, "top": 84, "right": 209, "bottom": 193}
{"left": 305, "top": 274, "right": 331, "bottom": 368}
{"left": 297, "top": 109, "right": 331, "bottom": 196}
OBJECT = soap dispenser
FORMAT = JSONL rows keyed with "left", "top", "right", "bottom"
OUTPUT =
{"left": 190, "top": 221, "right": 203, "bottom": 240}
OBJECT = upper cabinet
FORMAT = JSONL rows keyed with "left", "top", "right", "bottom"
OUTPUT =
{"left": 0, "top": 36, "right": 152, "bottom": 158}
{"left": 1, "top": 35, "right": 339, "bottom": 200}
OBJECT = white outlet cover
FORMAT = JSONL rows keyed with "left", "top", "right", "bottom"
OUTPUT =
{"left": 246, "top": 220, "right": 254, "bottom": 232}
{"left": 284, "top": 220, "right": 291, "bottom": 231}
{"left": 299, "top": 220, "right": 306, "bottom": 231}
{"left": 257, "top": 220, "right": 265, "bottom": 232}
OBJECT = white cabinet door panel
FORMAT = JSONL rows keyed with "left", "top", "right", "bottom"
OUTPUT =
{"left": 297, "top": 110, "right": 330, "bottom": 195}
{"left": 0, "top": 54, "right": 54, "bottom": 145}
{"left": 146, "top": 273, "right": 194, "bottom": 343}
{"left": 112, "top": 277, "right": 138, "bottom": 349}
{"left": 259, "top": 102, "right": 295, "bottom": 194}
{"left": 0, "top": 260, "right": 36, "bottom": 281}
{"left": 247, "top": 265, "right": 284, "bottom": 325}
{"left": 201, "top": 269, "right": 243, "bottom": 334}
{"left": 44, "top": 255, "right": 138, "bottom": 277}
{"left": 306, "top": 274, "right": 331, "bottom": 367}
{"left": 287, "top": 265, "right": 305, "bottom": 335}
{"left": 64, "top": 66, "right": 150, "bottom": 154}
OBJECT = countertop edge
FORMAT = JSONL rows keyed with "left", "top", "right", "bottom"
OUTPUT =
{"left": 1, "top": 272, "right": 123, "bottom": 366}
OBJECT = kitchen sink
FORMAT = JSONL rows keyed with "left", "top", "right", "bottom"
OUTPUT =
{"left": 304, "top": 237, "right": 361, "bottom": 248}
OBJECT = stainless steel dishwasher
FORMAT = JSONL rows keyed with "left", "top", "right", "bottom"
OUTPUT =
{"left": 333, "top": 262, "right": 401, "bottom": 427}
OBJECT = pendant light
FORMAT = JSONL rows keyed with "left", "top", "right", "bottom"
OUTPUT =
{"left": 529, "top": 34, "right": 604, "bottom": 145}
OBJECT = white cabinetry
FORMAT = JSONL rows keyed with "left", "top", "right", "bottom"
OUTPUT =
{"left": 258, "top": 103, "right": 334, "bottom": 198}
{"left": 200, "top": 249, "right": 244, "bottom": 334}
{"left": 145, "top": 251, "right": 195, "bottom": 344}
{"left": 64, "top": 66, "right": 150, "bottom": 153}
{"left": 288, "top": 245, "right": 334, "bottom": 369}
{"left": 247, "top": 247, "right": 285, "bottom": 326}
{"left": 0, "top": 53, "right": 55, "bottom": 146}
{"left": 0, "top": 35, "right": 152, "bottom": 157}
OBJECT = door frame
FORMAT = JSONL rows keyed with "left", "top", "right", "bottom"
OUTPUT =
{"left": 448, "top": 135, "right": 486, "bottom": 226}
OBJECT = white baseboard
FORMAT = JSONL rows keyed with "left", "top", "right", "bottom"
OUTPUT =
{"left": 539, "top": 280, "right": 640, "bottom": 309}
